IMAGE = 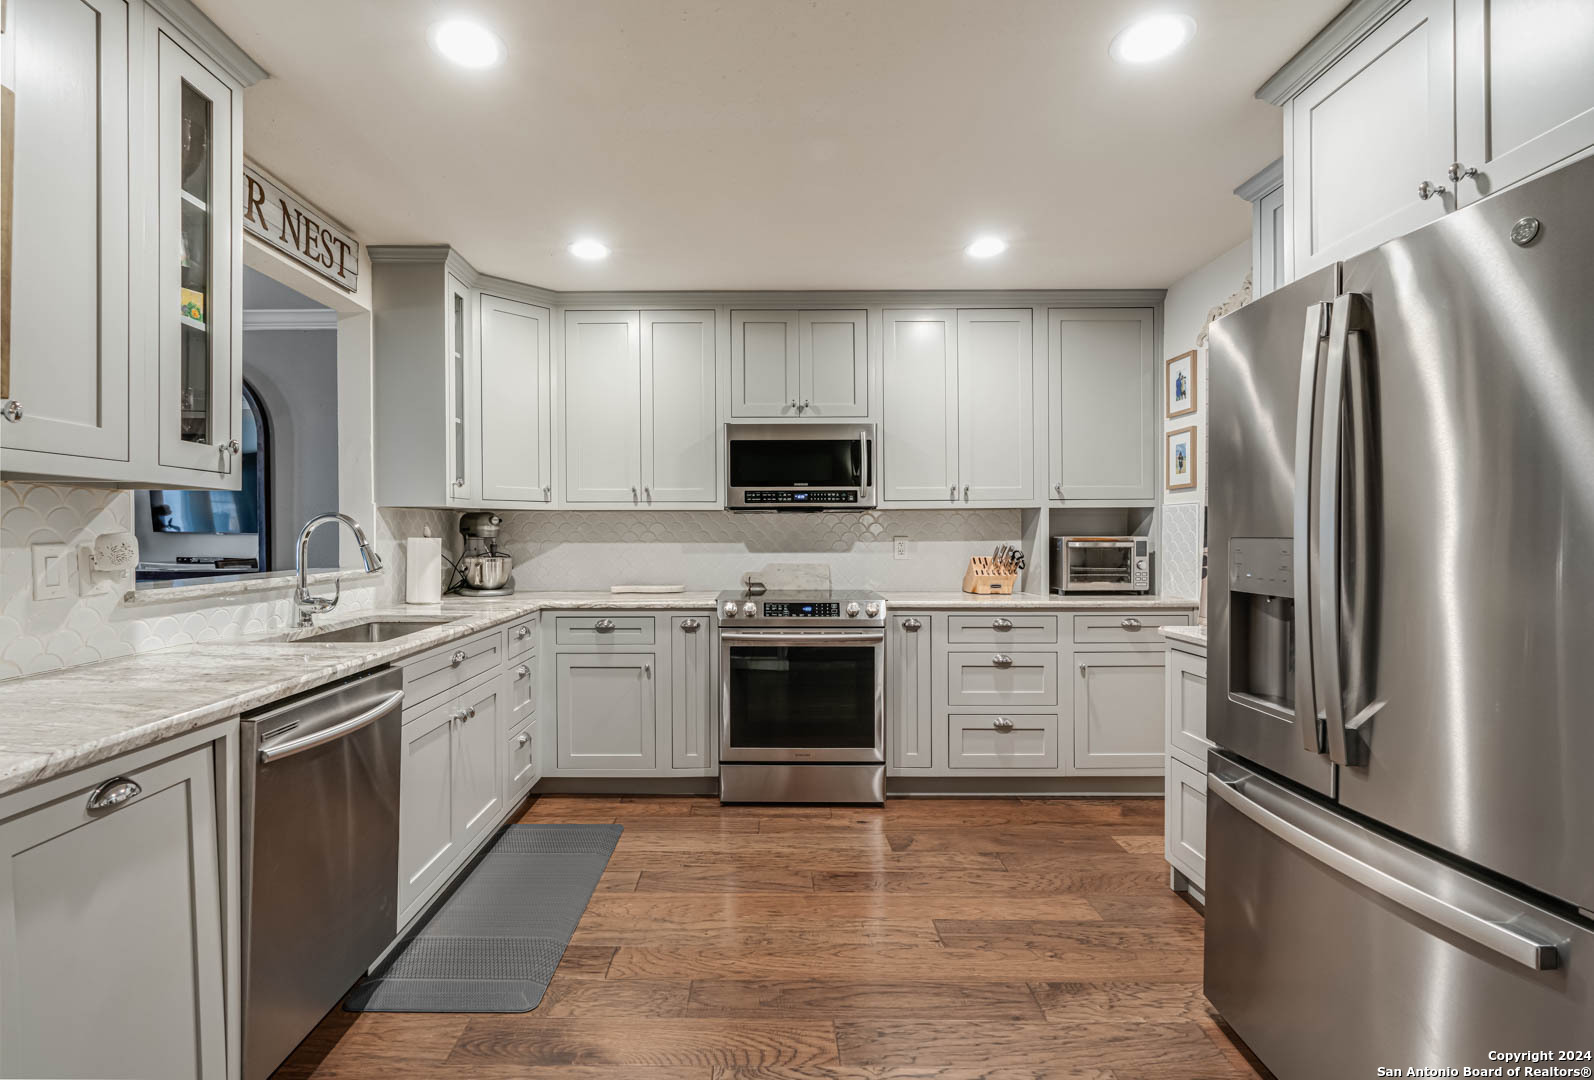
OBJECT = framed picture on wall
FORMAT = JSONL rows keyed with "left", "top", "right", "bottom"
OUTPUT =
{"left": 1166, "top": 425, "right": 1198, "bottom": 491}
{"left": 1165, "top": 349, "right": 1198, "bottom": 418}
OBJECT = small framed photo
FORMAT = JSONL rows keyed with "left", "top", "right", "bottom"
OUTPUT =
{"left": 1165, "top": 349, "right": 1198, "bottom": 418}
{"left": 1166, "top": 425, "right": 1198, "bottom": 491}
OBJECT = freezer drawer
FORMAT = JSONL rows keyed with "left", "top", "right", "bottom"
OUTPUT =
{"left": 1204, "top": 754, "right": 1592, "bottom": 1080}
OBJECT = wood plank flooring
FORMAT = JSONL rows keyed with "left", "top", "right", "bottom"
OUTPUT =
{"left": 273, "top": 795, "right": 1268, "bottom": 1080}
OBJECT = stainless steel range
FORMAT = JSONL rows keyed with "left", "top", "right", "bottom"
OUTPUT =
{"left": 717, "top": 588, "right": 886, "bottom": 804}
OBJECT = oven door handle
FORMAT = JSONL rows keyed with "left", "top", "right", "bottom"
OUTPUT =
{"left": 720, "top": 631, "right": 885, "bottom": 645}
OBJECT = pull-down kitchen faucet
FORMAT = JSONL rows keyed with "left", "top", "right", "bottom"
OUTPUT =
{"left": 295, "top": 513, "right": 383, "bottom": 626}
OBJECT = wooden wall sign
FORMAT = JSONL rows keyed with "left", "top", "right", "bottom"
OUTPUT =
{"left": 242, "top": 164, "right": 359, "bottom": 292}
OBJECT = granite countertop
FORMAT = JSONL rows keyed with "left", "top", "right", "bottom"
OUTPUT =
{"left": 1161, "top": 624, "right": 1208, "bottom": 648}
{"left": 882, "top": 591, "right": 1199, "bottom": 611}
{"left": 0, "top": 591, "right": 720, "bottom": 798}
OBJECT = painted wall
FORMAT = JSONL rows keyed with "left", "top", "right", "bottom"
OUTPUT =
{"left": 244, "top": 328, "right": 341, "bottom": 569}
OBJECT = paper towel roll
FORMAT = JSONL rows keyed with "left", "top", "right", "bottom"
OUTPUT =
{"left": 405, "top": 537, "right": 443, "bottom": 604}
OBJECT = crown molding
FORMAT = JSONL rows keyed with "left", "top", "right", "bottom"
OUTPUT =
{"left": 145, "top": 0, "right": 269, "bottom": 86}
{"left": 243, "top": 308, "right": 339, "bottom": 331}
{"left": 1233, "top": 158, "right": 1284, "bottom": 202}
{"left": 1255, "top": 0, "right": 1407, "bottom": 105}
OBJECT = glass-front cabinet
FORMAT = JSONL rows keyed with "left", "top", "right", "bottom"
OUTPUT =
{"left": 445, "top": 273, "right": 479, "bottom": 502}
{"left": 157, "top": 30, "right": 239, "bottom": 479}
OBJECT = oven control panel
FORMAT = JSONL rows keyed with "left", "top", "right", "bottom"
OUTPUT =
{"left": 762, "top": 602, "right": 840, "bottom": 618}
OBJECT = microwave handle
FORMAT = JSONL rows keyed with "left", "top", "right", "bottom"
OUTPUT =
{"left": 859, "top": 429, "right": 871, "bottom": 488}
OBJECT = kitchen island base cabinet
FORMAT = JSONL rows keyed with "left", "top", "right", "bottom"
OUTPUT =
{"left": 0, "top": 744, "right": 227, "bottom": 1080}
{"left": 556, "top": 654, "right": 658, "bottom": 771}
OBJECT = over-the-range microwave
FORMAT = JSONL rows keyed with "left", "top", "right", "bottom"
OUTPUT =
{"left": 726, "top": 423, "right": 875, "bottom": 510}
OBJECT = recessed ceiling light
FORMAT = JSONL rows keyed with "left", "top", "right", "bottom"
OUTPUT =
{"left": 429, "top": 19, "right": 503, "bottom": 69}
{"left": 1110, "top": 13, "right": 1196, "bottom": 64}
{"left": 965, "top": 236, "right": 1007, "bottom": 259}
{"left": 568, "top": 239, "right": 610, "bottom": 261}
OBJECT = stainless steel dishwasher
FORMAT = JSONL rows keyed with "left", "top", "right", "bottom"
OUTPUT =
{"left": 240, "top": 666, "right": 404, "bottom": 1080}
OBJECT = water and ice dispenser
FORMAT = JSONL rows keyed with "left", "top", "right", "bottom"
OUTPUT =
{"left": 1227, "top": 538, "right": 1296, "bottom": 713}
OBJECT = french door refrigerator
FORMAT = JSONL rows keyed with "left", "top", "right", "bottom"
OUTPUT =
{"left": 1206, "top": 153, "right": 1594, "bottom": 1079}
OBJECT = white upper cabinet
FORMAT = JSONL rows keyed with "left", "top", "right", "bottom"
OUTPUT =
{"left": 1288, "top": 0, "right": 1455, "bottom": 276}
{"left": 641, "top": 310, "right": 717, "bottom": 504}
{"left": 564, "top": 311, "right": 643, "bottom": 504}
{"left": 957, "top": 309, "right": 1034, "bottom": 504}
{"left": 731, "top": 310, "right": 867, "bottom": 418}
{"left": 3, "top": 0, "right": 131, "bottom": 465}
{"left": 1049, "top": 308, "right": 1155, "bottom": 502}
{"left": 882, "top": 309, "right": 959, "bottom": 503}
{"left": 479, "top": 294, "right": 552, "bottom": 504}
{"left": 443, "top": 275, "right": 478, "bottom": 503}
{"left": 1453, "top": 0, "right": 1594, "bottom": 203}
{"left": 730, "top": 311, "right": 799, "bottom": 417}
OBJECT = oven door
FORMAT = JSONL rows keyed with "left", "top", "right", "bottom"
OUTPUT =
{"left": 720, "top": 630, "right": 885, "bottom": 763}
{"left": 1065, "top": 541, "right": 1136, "bottom": 591}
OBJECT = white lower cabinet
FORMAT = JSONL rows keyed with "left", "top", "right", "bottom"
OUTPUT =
{"left": 1165, "top": 755, "right": 1208, "bottom": 887}
{"left": 506, "top": 723, "right": 538, "bottom": 804}
{"left": 556, "top": 653, "right": 658, "bottom": 770}
{"left": 452, "top": 678, "right": 503, "bottom": 852}
{"left": 670, "top": 616, "right": 716, "bottom": 770}
{"left": 1071, "top": 651, "right": 1166, "bottom": 774}
{"left": 0, "top": 743, "right": 227, "bottom": 1080}
{"left": 947, "top": 712, "right": 1059, "bottom": 770}
{"left": 1164, "top": 640, "right": 1209, "bottom": 895}
{"left": 888, "top": 615, "right": 933, "bottom": 770}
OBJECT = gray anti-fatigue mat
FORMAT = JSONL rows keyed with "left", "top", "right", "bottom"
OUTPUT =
{"left": 344, "top": 823, "right": 622, "bottom": 1013}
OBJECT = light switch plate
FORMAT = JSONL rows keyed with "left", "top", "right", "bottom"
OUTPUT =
{"left": 31, "top": 543, "right": 71, "bottom": 601}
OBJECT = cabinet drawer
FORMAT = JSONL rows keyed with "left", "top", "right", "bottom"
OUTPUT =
{"left": 506, "top": 615, "right": 538, "bottom": 660}
{"left": 555, "top": 615, "right": 656, "bottom": 646}
{"left": 1072, "top": 612, "right": 1188, "bottom": 644}
{"left": 947, "top": 712, "right": 1060, "bottom": 770}
{"left": 506, "top": 655, "right": 537, "bottom": 733}
{"left": 946, "top": 649, "right": 1058, "bottom": 707}
{"left": 403, "top": 630, "right": 505, "bottom": 710}
{"left": 507, "top": 724, "right": 538, "bottom": 803}
{"left": 946, "top": 613, "right": 1058, "bottom": 644}
{"left": 1167, "top": 648, "right": 1210, "bottom": 764}
{"left": 1165, "top": 755, "right": 1207, "bottom": 887}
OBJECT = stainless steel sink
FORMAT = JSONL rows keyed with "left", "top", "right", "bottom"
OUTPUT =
{"left": 290, "top": 620, "right": 446, "bottom": 643}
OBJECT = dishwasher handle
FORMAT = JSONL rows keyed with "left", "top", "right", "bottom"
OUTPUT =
{"left": 259, "top": 690, "right": 405, "bottom": 764}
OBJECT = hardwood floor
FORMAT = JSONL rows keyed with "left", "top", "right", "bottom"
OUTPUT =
{"left": 274, "top": 795, "right": 1268, "bottom": 1080}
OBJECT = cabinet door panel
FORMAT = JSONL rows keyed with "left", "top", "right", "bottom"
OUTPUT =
{"left": 480, "top": 294, "right": 551, "bottom": 503}
{"left": 957, "top": 309, "right": 1034, "bottom": 503}
{"left": 564, "top": 311, "right": 641, "bottom": 503}
{"left": 4, "top": 0, "right": 131, "bottom": 461}
{"left": 882, "top": 309, "right": 958, "bottom": 502}
{"left": 730, "top": 311, "right": 798, "bottom": 417}
{"left": 453, "top": 682, "right": 502, "bottom": 848}
{"left": 1290, "top": 0, "right": 1454, "bottom": 272}
{"left": 0, "top": 747, "right": 226, "bottom": 1079}
{"left": 1455, "top": 0, "right": 1594, "bottom": 203}
{"left": 1049, "top": 309, "right": 1154, "bottom": 500}
{"left": 642, "top": 310, "right": 717, "bottom": 504}
{"left": 1166, "top": 647, "right": 1211, "bottom": 763}
{"left": 557, "top": 654, "right": 657, "bottom": 770}
{"left": 1165, "top": 755, "right": 1208, "bottom": 887}
{"left": 1072, "top": 651, "right": 1165, "bottom": 773}
{"left": 888, "top": 616, "right": 932, "bottom": 769}
{"left": 398, "top": 704, "right": 457, "bottom": 912}
{"left": 800, "top": 310, "right": 867, "bottom": 417}
{"left": 670, "top": 616, "right": 716, "bottom": 770}
{"left": 444, "top": 276, "right": 477, "bottom": 502}
{"left": 157, "top": 32, "right": 237, "bottom": 477}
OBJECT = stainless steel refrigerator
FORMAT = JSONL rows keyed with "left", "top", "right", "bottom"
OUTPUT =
{"left": 1205, "top": 153, "right": 1594, "bottom": 1078}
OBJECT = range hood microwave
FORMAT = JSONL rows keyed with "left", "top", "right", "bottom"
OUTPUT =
{"left": 726, "top": 423, "right": 875, "bottom": 511}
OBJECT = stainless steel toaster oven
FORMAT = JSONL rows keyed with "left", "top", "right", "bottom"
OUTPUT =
{"left": 1052, "top": 536, "right": 1151, "bottom": 593}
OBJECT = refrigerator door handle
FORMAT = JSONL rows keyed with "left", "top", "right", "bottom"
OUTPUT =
{"left": 1293, "top": 303, "right": 1331, "bottom": 753}
{"left": 1208, "top": 768, "right": 1563, "bottom": 971}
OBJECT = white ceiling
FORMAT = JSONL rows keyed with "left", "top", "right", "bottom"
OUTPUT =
{"left": 198, "top": 0, "right": 1340, "bottom": 291}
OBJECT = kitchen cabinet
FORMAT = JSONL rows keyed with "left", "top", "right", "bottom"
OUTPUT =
{"left": 1071, "top": 650, "right": 1166, "bottom": 774}
{"left": 888, "top": 614, "right": 933, "bottom": 770}
{"left": 1048, "top": 308, "right": 1155, "bottom": 501}
{"left": 1165, "top": 755, "right": 1208, "bottom": 890}
{"left": 479, "top": 293, "right": 552, "bottom": 503}
{"left": 1453, "top": 0, "right": 1594, "bottom": 204}
{"left": 2, "top": 0, "right": 254, "bottom": 488}
{"left": 563, "top": 309, "right": 717, "bottom": 506}
{"left": 730, "top": 310, "right": 867, "bottom": 418}
{"left": 1286, "top": 0, "right": 1454, "bottom": 275}
{"left": 669, "top": 615, "right": 716, "bottom": 770}
{"left": 555, "top": 653, "right": 659, "bottom": 770}
{"left": 452, "top": 677, "right": 503, "bottom": 852}
{"left": 0, "top": 744, "right": 227, "bottom": 1079}
{"left": 947, "top": 713, "right": 1060, "bottom": 770}
{"left": 1236, "top": 158, "right": 1287, "bottom": 296}
{"left": 506, "top": 723, "right": 538, "bottom": 804}
{"left": 1163, "top": 638, "right": 1209, "bottom": 895}
{"left": 882, "top": 308, "right": 1035, "bottom": 505}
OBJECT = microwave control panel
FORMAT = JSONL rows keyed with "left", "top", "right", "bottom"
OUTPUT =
{"left": 742, "top": 490, "right": 859, "bottom": 504}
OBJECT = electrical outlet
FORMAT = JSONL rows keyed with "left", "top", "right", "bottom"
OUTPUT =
{"left": 31, "top": 543, "right": 71, "bottom": 601}
{"left": 893, "top": 536, "right": 910, "bottom": 560}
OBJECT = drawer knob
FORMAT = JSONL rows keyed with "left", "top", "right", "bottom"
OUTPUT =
{"left": 86, "top": 776, "right": 141, "bottom": 812}
{"left": 681, "top": 618, "right": 701, "bottom": 632}
{"left": 992, "top": 618, "right": 1013, "bottom": 632}
{"left": 991, "top": 654, "right": 1014, "bottom": 667}
{"left": 643, "top": 663, "right": 652, "bottom": 678}
{"left": 450, "top": 649, "right": 467, "bottom": 666}
{"left": 594, "top": 619, "right": 616, "bottom": 633}
{"left": 452, "top": 710, "right": 468, "bottom": 723}
{"left": 516, "top": 625, "right": 531, "bottom": 640}
{"left": 902, "top": 617, "right": 922, "bottom": 632}
{"left": 517, "top": 732, "right": 530, "bottom": 748}
{"left": 992, "top": 717, "right": 1015, "bottom": 732}
{"left": 515, "top": 663, "right": 530, "bottom": 679}
{"left": 1120, "top": 617, "right": 1142, "bottom": 632}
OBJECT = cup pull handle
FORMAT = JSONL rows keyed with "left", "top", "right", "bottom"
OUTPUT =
{"left": 87, "top": 777, "right": 142, "bottom": 812}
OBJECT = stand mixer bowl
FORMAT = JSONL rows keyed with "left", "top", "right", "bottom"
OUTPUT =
{"left": 460, "top": 552, "right": 513, "bottom": 591}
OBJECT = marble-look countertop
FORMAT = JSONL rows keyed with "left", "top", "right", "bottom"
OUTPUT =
{"left": 0, "top": 591, "right": 720, "bottom": 798}
{"left": 1161, "top": 624, "right": 1208, "bottom": 649}
{"left": 882, "top": 591, "right": 1199, "bottom": 611}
